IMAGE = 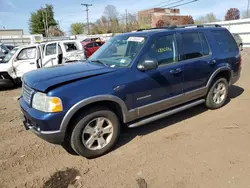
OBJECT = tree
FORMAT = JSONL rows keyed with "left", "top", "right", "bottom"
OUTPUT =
{"left": 70, "top": 23, "right": 85, "bottom": 35}
{"left": 104, "top": 5, "right": 119, "bottom": 21}
{"left": 48, "top": 26, "right": 64, "bottom": 36}
{"left": 29, "top": 4, "right": 57, "bottom": 36}
{"left": 241, "top": 10, "right": 250, "bottom": 18}
{"left": 156, "top": 19, "right": 165, "bottom": 27}
{"left": 194, "top": 13, "right": 219, "bottom": 24}
{"left": 225, "top": 8, "right": 240, "bottom": 21}
{"left": 182, "top": 16, "right": 194, "bottom": 24}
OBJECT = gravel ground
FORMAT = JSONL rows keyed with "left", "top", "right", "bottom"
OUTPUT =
{"left": 0, "top": 49, "right": 250, "bottom": 188}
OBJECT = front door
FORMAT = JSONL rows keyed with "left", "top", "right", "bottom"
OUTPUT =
{"left": 132, "top": 33, "right": 184, "bottom": 118}
{"left": 43, "top": 42, "right": 58, "bottom": 67}
{"left": 13, "top": 46, "right": 38, "bottom": 78}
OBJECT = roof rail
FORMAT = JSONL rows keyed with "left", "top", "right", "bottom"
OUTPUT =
{"left": 137, "top": 24, "right": 221, "bottom": 32}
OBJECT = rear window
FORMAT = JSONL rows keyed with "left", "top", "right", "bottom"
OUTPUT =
{"left": 180, "top": 32, "right": 210, "bottom": 61}
{"left": 212, "top": 30, "right": 238, "bottom": 53}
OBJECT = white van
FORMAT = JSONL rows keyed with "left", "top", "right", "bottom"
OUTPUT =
{"left": 0, "top": 40, "right": 85, "bottom": 87}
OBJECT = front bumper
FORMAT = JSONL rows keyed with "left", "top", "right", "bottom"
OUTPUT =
{"left": 20, "top": 97, "right": 66, "bottom": 144}
{"left": 0, "top": 78, "right": 13, "bottom": 87}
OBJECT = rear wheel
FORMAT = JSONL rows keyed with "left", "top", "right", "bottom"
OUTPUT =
{"left": 70, "top": 107, "right": 120, "bottom": 159}
{"left": 205, "top": 78, "right": 228, "bottom": 109}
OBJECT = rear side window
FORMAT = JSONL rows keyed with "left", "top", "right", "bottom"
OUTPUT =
{"left": 212, "top": 30, "right": 238, "bottom": 53}
{"left": 180, "top": 32, "right": 210, "bottom": 61}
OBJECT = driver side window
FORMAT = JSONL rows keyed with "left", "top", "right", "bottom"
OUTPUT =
{"left": 146, "top": 35, "right": 177, "bottom": 66}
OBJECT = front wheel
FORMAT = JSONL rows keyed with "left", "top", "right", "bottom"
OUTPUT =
{"left": 205, "top": 78, "right": 229, "bottom": 109}
{"left": 70, "top": 107, "right": 120, "bottom": 159}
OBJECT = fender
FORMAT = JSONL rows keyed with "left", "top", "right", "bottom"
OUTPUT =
{"left": 59, "top": 95, "right": 129, "bottom": 132}
{"left": 206, "top": 66, "right": 233, "bottom": 88}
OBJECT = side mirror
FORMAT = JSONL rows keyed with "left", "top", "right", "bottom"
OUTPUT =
{"left": 138, "top": 59, "right": 158, "bottom": 71}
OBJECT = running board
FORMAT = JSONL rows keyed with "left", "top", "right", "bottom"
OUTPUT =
{"left": 128, "top": 99, "right": 205, "bottom": 128}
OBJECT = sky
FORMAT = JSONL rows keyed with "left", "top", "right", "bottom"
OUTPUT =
{"left": 0, "top": 0, "right": 249, "bottom": 34}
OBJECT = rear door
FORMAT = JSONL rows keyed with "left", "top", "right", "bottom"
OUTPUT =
{"left": 13, "top": 46, "right": 38, "bottom": 77}
{"left": 179, "top": 31, "right": 215, "bottom": 94}
{"left": 43, "top": 42, "right": 58, "bottom": 67}
{"left": 85, "top": 42, "right": 95, "bottom": 57}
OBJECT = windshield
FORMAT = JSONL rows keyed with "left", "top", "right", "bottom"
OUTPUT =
{"left": 1, "top": 47, "right": 18, "bottom": 63}
{"left": 89, "top": 35, "right": 147, "bottom": 68}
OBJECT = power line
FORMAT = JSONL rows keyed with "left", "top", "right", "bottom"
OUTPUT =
{"left": 154, "top": 0, "right": 173, "bottom": 6}
{"left": 81, "top": 3, "right": 92, "bottom": 34}
{"left": 159, "top": 0, "right": 185, "bottom": 8}
{"left": 167, "top": 0, "right": 198, "bottom": 9}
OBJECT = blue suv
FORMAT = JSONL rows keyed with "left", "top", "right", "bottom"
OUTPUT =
{"left": 20, "top": 25, "right": 241, "bottom": 158}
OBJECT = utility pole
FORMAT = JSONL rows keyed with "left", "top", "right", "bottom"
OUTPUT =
{"left": 41, "top": 10, "right": 47, "bottom": 37}
{"left": 44, "top": 8, "right": 49, "bottom": 37}
{"left": 247, "top": 0, "right": 250, "bottom": 17}
{"left": 125, "top": 9, "right": 128, "bottom": 32}
{"left": 81, "top": 3, "right": 92, "bottom": 35}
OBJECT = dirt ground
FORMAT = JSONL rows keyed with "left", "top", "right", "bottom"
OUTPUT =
{"left": 0, "top": 49, "right": 250, "bottom": 188}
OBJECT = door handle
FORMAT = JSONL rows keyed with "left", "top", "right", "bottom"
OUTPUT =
{"left": 30, "top": 62, "right": 35, "bottom": 65}
{"left": 208, "top": 60, "right": 216, "bottom": 65}
{"left": 170, "top": 68, "right": 182, "bottom": 75}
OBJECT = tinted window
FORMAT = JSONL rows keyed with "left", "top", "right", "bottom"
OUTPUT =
{"left": 94, "top": 42, "right": 102, "bottom": 47}
{"left": 212, "top": 30, "right": 238, "bottom": 53}
{"left": 17, "top": 47, "right": 36, "bottom": 60}
{"left": 146, "top": 35, "right": 177, "bottom": 66}
{"left": 86, "top": 43, "right": 94, "bottom": 48}
{"left": 199, "top": 33, "right": 210, "bottom": 56}
{"left": 180, "top": 32, "right": 203, "bottom": 60}
{"left": 45, "top": 43, "right": 56, "bottom": 56}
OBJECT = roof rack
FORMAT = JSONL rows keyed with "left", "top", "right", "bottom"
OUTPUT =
{"left": 137, "top": 24, "right": 221, "bottom": 32}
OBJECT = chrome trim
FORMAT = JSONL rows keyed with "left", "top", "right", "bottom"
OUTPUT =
{"left": 128, "top": 99, "right": 205, "bottom": 128}
{"left": 137, "top": 94, "right": 184, "bottom": 118}
{"left": 60, "top": 95, "right": 130, "bottom": 131}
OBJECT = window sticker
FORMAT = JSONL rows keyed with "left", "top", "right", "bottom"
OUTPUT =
{"left": 127, "top": 37, "right": 144, "bottom": 42}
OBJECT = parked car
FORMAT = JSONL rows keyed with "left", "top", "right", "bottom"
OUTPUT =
{"left": 83, "top": 41, "right": 103, "bottom": 58}
{"left": 81, "top": 37, "right": 104, "bottom": 46}
{"left": 0, "top": 43, "right": 10, "bottom": 62}
{"left": 0, "top": 40, "right": 85, "bottom": 87}
{"left": 20, "top": 25, "right": 241, "bottom": 158}
{"left": 232, "top": 33, "right": 243, "bottom": 51}
{"left": 5, "top": 44, "right": 15, "bottom": 50}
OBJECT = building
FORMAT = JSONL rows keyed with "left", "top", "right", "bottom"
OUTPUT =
{"left": 0, "top": 29, "right": 24, "bottom": 36}
{"left": 138, "top": 8, "right": 188, "bottom": 28}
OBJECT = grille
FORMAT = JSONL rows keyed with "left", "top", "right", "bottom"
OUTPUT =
{"left": 22, "top": 84, "right": 34, "bottom": 105}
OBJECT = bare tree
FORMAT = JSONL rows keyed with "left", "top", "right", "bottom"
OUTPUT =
{"left": 182, "top": 16, "right": 194, "bottom": 25}
{"left": 104, "top": 5, "right": 119, "bottom": 21}
{"left": 156, "top": 19, "right": 165, "bottom": 27}
{"left": 48, "top": 26, "right": 64, "bottom": 36}
{"left": 195, "top": 13, "right": 219, "bottom": 24}
{"left": 225, "top": 8, "right": 240, "bottom": 21}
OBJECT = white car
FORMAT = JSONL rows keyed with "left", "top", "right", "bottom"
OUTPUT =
{"left": 0, "top": 40, "right": 85, "bottom": 87}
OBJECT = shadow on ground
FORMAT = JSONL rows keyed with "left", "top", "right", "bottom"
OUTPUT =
{"left": 115, "top": 85, "right": 244, "bottom": 150}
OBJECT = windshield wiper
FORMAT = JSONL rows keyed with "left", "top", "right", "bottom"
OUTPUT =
{"left": 90, "top": 59, "right": 108, "bottom": 67}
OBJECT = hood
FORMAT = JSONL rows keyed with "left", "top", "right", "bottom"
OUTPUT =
{"left": 23, "top": 62, "right": 116, "bottom": 92}
{"left": 0, "top": 62, "right": 11, "bottom": 72}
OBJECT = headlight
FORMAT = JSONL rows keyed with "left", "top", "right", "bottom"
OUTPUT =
{"left": 32, "top": 92, "right": 63, "bottom": 112}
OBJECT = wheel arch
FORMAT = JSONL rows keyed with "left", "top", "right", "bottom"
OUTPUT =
{"left": 206, "top": 67, "right": 233, "bottom": 88}
{"left": 60, "top": 95, "right": 129, "bottom": 132}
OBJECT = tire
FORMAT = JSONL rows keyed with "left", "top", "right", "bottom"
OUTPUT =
{"left": 70, "top": 107, "right": 120, "bottom": 159}
{"left": 205, "top": 77, "right": 228, "bottom": 109}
